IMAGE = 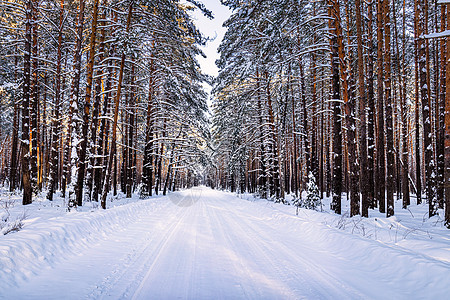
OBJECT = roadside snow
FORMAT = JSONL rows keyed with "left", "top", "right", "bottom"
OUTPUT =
{"left": 0, "top": 186, "right": 449, "bottom": 299}
{"left": 0, "top": 189, "right": 169, "bottom": 291}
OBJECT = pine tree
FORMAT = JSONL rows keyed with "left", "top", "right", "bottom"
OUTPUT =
{"left": 303, "top": 172, "right": 321, "bottom": 210}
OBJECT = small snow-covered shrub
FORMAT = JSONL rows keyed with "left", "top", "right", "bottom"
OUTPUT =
{"left": 0, "top": 197, "right": 26, "bottom": 235}
{"left": 303, "top": 172, "right": 321, "bottom": 210}
{"left": 0, "top": 211, "right": 26, "bottom": 235}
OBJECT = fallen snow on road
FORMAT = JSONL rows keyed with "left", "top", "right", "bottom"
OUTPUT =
{"left": 1, "top": 186, "right": 450, "bottom": 299}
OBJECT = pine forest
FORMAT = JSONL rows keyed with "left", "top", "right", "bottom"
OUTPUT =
{"left": 0, "top": 0, "right": 450, "bottom": 226}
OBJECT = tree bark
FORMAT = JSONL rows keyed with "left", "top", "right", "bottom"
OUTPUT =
{"left": 126, "top": 63, "right": 136, "bottom": 198}
{"left": 30, "top": 0, "right": 39, "bottom": 193}
{"left": 401, "top": 0, "right": 410, "bottom": 208}
{"left": 329, "top": 0, "right": 343, "bottom": 214}
{"left": 444, "top": 3, "right": 450, "bottom": 227}
{"left": 9, "top": 54, "right": 19, "bottom": 192}
{"left": 101, "top": 0, "right": 134, "bottom": 209}
{"left": 256, "top": 68, "right": 268, "bottom": 198}
{"left": 21, "top": 0, "right": 33, "bottom": 205}
{"left": 75, "top": 0, "right": 100, "bottom": 206}
{"left": 367, "top": 1, "right": 376, "bottom": 209}
{"left": 62, "top": 0, "right": 85, "bottom": 200}
{"left": 356, "top": 0, "right": 368, "bottom": 217}
{"left": 344, "top": 3, "right": 360, "bottom": 217}
{"left": 141, "top": 53, "right": 155, "bottom": 198}
{"left": 47, "top": 0, "right": 65, "bottom": 201}
{"left": 436, "top": 3, "right": 445, "bottom": 209}
{"left": 376, "top": 0, "right": 386, "bottom": 213}
{"left": 417, "top": 0, "right": 436, "bottom": 216}
{"left": 384, "top": 0, "right": 395, "bottom": 217}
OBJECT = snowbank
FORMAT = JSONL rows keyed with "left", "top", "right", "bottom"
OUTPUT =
{"left": 235, "top": 191, "right": 450, "bottom": 298}
{"left": 1, "top": 187, "right": 450, "bottom": 298}
{"left": 0, "top": 190, "right": 167, "bottom": 289}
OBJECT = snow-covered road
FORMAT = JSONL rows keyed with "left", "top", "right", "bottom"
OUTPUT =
{"left": 3, "top": 187, "right": 450, "bottom": 299}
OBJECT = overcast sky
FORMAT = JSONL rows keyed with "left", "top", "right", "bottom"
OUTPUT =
{"left": 193, "top": 0, "right": 231, "bottom": 78}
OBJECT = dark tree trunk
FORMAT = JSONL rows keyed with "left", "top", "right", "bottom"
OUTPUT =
{"left": 445, "top": 3, "right": 450, "bottom": 228}
{"left": 47, "top": 0, "right": 65, "bottom": 201}
{"left": 21, "top": 0, "right": 33, "bottom": 205}
{"left": 141, "top": 60, "right": 155, "bottom": 198}
{"left": 62, "top": 0, "right": 85, "bottom": 199}
{"left": 376, "top": 0, "right": 386, "bottom": 213}
{"left": 256, "top": 69, "right": 268, "bottom": 198}
{"left": 320, "top": 84, "right": 325, "bottom": 199}
{"left": 30, "top": 2, "right": 39, "bottom": 193}
{"left": 436, "top": 5, "right": 446, "bottom": 209}
{"left": 9, "top": 55, "right": 19, "bottom": 192}
{"left": 345, "top": 3, "right": 360, "bottom": 217}
{"left": 414, "top": 0, "right": 422, "bottom": 205}
{"left": 101, "top": 0, "right": 134, "bottom": 208}
{"left": 155, "top": 119, "right": 166, "bottom": 195}
{"left": 75, "top": 0, "right": 100, "bottom": 206}
{"left": 91, "top": 0, "right": 110, "bottom": 203}
{"left": 300, "top": 60, "right": 310, "bottom": 180}
{"left": 367, "top": 1, "right": 376, "bottom": 209}
{"left": 265, "top": 73, "right": 281, "bottom": 199}
{"left": 126, "top": 64, "right": 136, "bottom": 198}
{"left": 356, "top": 0, "right": 368, "bottom": 217}
{"left": 329, "top": 0, "right": 343, "bottom": 214}
{"left": 384, "top": 0, "right": 395, "bottom": 217}
{"left": 417, "top": 0, "right": 436, "bottom": 216}
{"left": 401, "top": 0, "right": 410, "bottom": 209}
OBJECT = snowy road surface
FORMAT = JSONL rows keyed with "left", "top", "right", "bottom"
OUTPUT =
{"left": 3, "top": 187, "right": 450, "bottom": 299}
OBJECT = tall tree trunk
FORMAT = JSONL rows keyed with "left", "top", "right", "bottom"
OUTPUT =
{"left": 93, "top": 8, "right": 115, "bottom": 202}
{"left": 62, "top": 0, "right": 85, "bottom": 200}
{"left": 265, "top": 72, "right": 281, "bottom": 199}
{"left": 141, "top": 54, "right": 155, "bottom": 198}
{"left": 300, "top": 59, "right": 309, "bottom": 183}
{"left": 401, "top": 0, "right": 410, "bottom": 208}
{"left": 311, "top": 18, "right": 319, "bottom": 184}
{"left": 437, "top": 4, "right": 446, "bottom": 209}
{"left": 376, "top": 0, "right": 386, "bottom": 213}
{"left": 9, "top": 54, "right": 19, "bottom": 192}
{"left": 163, "top": 129, "right": 182, "bottom": 196}
{"left": 75, "top": 0, "right": 100, "bottom": 206}
{"left": 30, "top": 0, "right": 39, "bottom": 194}
{"left": 336, "top": 0, "right": 349, "bottom": 213}
{"left": 21, "top": 0, "right": 33, "bottom": 205}
{"left": 367, "top": 1, "right": 376, "bottom": 209}
{"left": 256, "top": 68, "right": 268, "bottom": 198}
{"left": 121, "top": 107, "right": 128, "bottom": 194}
{"left": 101, "top": 0, "right": 134, "bottom": 209}
{"left": 329, "top": 0, "right": 343, "bottom": 214}
{"left": 444, "top": 3, "right": 450, "bottom": 227}
{"left": 47, "top": 0, "right": 64, "bottom": 201}
{"left": 414, "top": 0, "right": 422, "bottom": 204}
{"left": 434, "top": 4, "right": 445, "bottom": 209}
{"left": 126, "top": 63, "right": 136, "bottom": 198}
{"left": 417, "top": 0, "right": 436, "bottom": 216}
{"left": 319, "top": 84, "right": 325, "bottom": 199}
{"left": 356, "top": 0, "right": 368, "bottom": 217}
{"left": 40, "top": 59, "right": 47, "bottom": 190}
{"left": 384, "top": 0, "right": 395, "bottom": 217}
{"left": 86, "top": 0, "right": 108, "bottom": 202}
{"left": 344, "top": 3, "right": 360, "bottom": 217}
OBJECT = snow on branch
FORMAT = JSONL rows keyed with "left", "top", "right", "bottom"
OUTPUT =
{"left": 424, "top": 30, "right": 450, "bottom": 39}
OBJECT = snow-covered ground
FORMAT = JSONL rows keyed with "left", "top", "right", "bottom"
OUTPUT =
{"left": 1, "top": 186, "right": 449, "bottom": 299}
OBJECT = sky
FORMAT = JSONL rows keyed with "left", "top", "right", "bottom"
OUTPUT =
{"left": 192, "top": 0, "right": 231, "bottom": 94}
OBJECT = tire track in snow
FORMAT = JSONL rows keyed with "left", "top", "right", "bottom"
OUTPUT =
{"left": 130, "top": 202, "right": 192, "bottom": 299}
{"left": 204, "top": 199, "right": 264, "bottom": 298}
{"left": 87, "top": 202, "right": 186, "bottom": 299}
{"left": 224, "top": 204, "right": 365, "bottom": 299}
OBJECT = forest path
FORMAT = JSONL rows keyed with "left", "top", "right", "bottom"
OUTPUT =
{"left": 6, "top": 187, "right": 434, "bottom": 299}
